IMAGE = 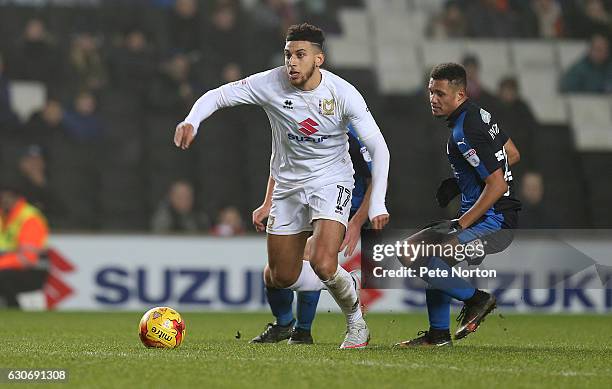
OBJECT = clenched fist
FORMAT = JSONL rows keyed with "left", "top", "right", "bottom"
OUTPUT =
{"left": 174, "top": 122, "right": 196, "bottom": 150}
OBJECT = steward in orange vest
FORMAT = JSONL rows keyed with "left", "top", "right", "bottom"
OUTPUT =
{"left": 0, "top": 180, "right": 49, "bottom": 307}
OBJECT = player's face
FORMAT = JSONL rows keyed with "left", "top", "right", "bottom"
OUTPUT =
{"left": 284, "top": 41, "right": 324, "bottom": 89}
{"left": 428, "top": 78, "right": 465, "bottom": 118}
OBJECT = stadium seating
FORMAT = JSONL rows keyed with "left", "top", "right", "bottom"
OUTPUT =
{"left": 0, "top": 0, "right": 609, "bottom": 230}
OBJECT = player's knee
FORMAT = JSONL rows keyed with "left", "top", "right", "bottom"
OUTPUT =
{"left": 309, "top": 256, "right": 337, "bottom": 280}
{"left": 263, "top": 265, "right": 273, "bottom": 287}
{"left": 270, "top": 269, "right": 298, "bottom": 289}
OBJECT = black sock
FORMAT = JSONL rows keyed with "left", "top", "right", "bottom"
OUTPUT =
{"left": 428, "top": 327, "right": 451, "bottom": 339}
{"left": 465, "top": 289, "right": 489, "bottom": 306}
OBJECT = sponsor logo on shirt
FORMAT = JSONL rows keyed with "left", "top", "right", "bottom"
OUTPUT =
{"left": 283, "top": 100, "right": 294, "bottom": 109}
{"left": 488, "top": 123, "right": 500, "bottom": 139}
{"left": 287, "top": 133, "right": 330, "bottom": 143}
{"left": 297, "top": 118, "right": 319, "bottom": 136}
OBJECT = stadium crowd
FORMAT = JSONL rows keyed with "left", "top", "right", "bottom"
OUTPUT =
{"left": 0, "top": 0, "right": 610, "bottom": 231}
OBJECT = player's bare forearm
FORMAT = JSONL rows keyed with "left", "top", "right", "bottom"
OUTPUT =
{"left": 504, "top": 139, "right": 520, "bottom": 166}
{"left": 252, "top": 175, "right": 275, "bottom": 232}
{"left": 351, "top": 180, "right": 371, "bottom": 228}
{"left": 262, "top": 175, "right": 275, "bottom": 207}
{"left": 458, "top": 169, "right": 508, "bottom": 229}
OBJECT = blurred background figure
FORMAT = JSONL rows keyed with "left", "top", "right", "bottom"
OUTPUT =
{"left": 495, "top": 76, "right": 538, "bottom": 175}
{"left": 63, "top": 91, "right": 105, "bottom": 143}
{"left": 0, "top": 175, "right": 49, "bottom": 308}
{"left": 8, "top": 18, "right": 63, "bottom": 91}
{"left": 68, "top": 32, "right": 108, "bottom": 95}
{"left": 23, "top": 99, "right": 65, "bottom": 148}
{"left": 530, "top": 0, "right": 563, "bottom": 38}
{"left": 16, "top": 145, "right": 64, "bottom": 226}
{"left": 0, "top": 52, "right": 20, "bottom": 135}
{"left": 210, "top": 206, "right": 245, "bottom": 237}
{"left": 151, "top": 180, "right": 208, "bottom": 233}
{"left": 147, "top": 53, "right": 198, "bottom": 116}
{"left": 560, "top": 34, "right": 612, "bottom": 93}
{"left": 167, "top": 0, "right": 202, "bottom": 54}
{"left": 518, "top": 171, "right": 556, "bottom": 228}
{"left": 462, "top": 54, "right": 499, "bottom": 110}
{"left": 427, "top": 0, "right": 467, "bottom": 39}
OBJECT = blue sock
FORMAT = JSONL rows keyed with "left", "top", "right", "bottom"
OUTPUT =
{"left": 265, "top": 287, "right": 294, "bottom": 326}
{"left": 426, "top": 288, "right": 451, "bottom": 330}
{"left": 296, "top": 291, "right": 320, "bottom": 331}
{"left": 420, "top": 257, "right": 476, "bottom": 301}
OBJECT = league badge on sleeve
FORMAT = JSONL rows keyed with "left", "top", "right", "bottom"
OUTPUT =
{"left": 462, "top": 148, "right": 481, "bottom": 167}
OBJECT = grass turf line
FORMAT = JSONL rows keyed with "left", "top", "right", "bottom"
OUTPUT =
{"left": 2, "top": 311, "right": 611, "bottom": 389}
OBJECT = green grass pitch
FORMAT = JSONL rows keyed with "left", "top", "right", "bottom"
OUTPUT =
{"left": 2, "top": 311, "right": 611, "bottom": 388}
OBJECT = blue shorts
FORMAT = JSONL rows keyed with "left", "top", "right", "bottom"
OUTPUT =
{"left": 456, "top": 210, "right": 518, "bottom": 264}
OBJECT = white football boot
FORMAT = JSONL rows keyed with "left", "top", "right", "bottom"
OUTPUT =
{"left": 340, "top": 270, "right": 370, "bottom": 349}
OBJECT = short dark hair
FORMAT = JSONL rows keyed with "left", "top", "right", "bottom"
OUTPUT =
{"left": 286, "top": 23, "right": 325, "bottom": 49}
{"left": 430, "top": 62, "right": 467, "bottom": 90}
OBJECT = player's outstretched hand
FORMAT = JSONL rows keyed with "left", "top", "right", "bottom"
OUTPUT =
{"left": 252, "top": 203, "right": 271, "bottom": 232}
{"left": 174, "top": 122, "right": 196, "bottom": 150}
{"left": 340, "top": 220, "right": 361, "bottom": 257}
{"left": 371, "top": 214, "right": 390, "bottom": 230}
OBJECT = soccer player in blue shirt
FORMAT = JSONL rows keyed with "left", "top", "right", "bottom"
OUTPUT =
{"left": 396, "top": 63, "right": 521, "bottom": 347}
{"left": 251, "top": 127, "right": 373, "bottom": 344}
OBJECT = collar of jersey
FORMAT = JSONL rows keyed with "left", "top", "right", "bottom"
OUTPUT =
{"left": 446, "top": 99, "right": 470, "bottom": 128}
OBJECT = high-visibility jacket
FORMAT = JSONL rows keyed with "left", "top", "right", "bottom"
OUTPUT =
{"left": 0, "top": 198, "right": 48, "bottom": 270}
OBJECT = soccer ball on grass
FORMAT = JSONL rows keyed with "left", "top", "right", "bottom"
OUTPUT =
{"left": 139, "top": 306, "right": 186, "bottom": 348}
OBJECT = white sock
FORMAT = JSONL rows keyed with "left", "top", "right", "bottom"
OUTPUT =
{"left": 288, "top": 260, "right": 326, "bottom": 291}
{"left": 323, "top": 265, "right": 363, "bottom": 325}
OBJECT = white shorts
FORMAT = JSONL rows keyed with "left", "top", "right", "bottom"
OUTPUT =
{"left": 266, "top": 179, "right": 354, "bottom": 235}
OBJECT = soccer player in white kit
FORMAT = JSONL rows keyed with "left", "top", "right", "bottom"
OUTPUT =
{"left": 173, "top": 23, "right": 390, "bottom": 348}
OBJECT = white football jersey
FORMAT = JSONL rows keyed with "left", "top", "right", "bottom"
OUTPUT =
{"left": 185, "top": 66, "right": 382, "bottom": 187}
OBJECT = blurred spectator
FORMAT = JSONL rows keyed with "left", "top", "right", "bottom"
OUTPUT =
{"left": 296, "top": 0, "right": 341, "bottom": 34}
{"left": 569, "top": 0, "right": 612, "bottom": 39}
{"left": 23, "top": 99, "right": 66, "bottom": 149}
{"left": 519, "top": 171, "right": 556, "bottom": 228}
{"left": 151, "top": 180, "right": 208, "bottom": 233}
{"left": 9, "top": 18, "right": 63, "bottom": 89}
{"left": 465, "top": 0, "right": 524, "bottom": 38}
{"left": 496, "top": 76, "right": 537, "bottom": 173}
{"left": 201, "top": 3, "right": 246, "bottom": 84}
{"left": 15, "top": 145, "right": 64, "bottom": 225}
{"left": 531, "top": 0, "right": 564, "bottom": 38}
{"left": 252, "top": 0, "right": 297, "bottom": 37}
{"left": 560, "top": 34, "right": 612, "bottom": 93}
{"left": 68, "top": 32, "right": 109, "bottom": 94}
{"left": 210, "top": 206, "right": 245, "bottom": 237}
{"left": 62, "top": 91, "right": 105, "bottom": 142}
{"left": 0, "top": 52, "right": 21, "bottom": 134}
{"left": 109, "top": 29, "right": 157, "bottom": 97}
{"left": 427, "top": 0, "right": 468, "bottom": 39}
{"left": 167, "top": 0, "right": 202, "bottom": 53}
{"left": 147, "top": 53, "right": 198, "bottom": 114}
{"left": 462, "top": 54, "right": 500, "bottom": 111}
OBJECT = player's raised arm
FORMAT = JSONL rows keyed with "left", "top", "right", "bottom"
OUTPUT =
{"left": 174, "top": 72, "right": 268, "bottom": 150}
{"left": 344, "top": 87, "right": 390, "bottom": 229}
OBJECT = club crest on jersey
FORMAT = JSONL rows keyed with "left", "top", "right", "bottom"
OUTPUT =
{"left": 462, "top": 148, "right": 481, "bottom": 167}
{"left": 480, "top": 108, "right": 491, "bottom": 124}
{"left": 319, "top": 98, "right": 335, "bottom": 115}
